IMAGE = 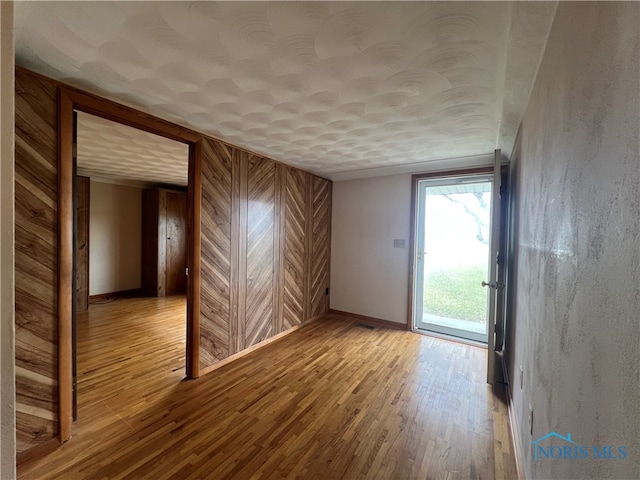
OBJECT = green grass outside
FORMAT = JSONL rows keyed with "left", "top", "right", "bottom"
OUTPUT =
{"left": 423, "top": 265, "right": 488, "bottom": 322}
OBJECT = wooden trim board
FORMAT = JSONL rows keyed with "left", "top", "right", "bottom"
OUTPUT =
{"left": 57, "top": 89, "right": 74, "bottom": 443}
{"left": 328, "top": 309, "right": 407, "bottom": 331}
{"left": 187, "top": 140, "right": 202, "bottom": 378}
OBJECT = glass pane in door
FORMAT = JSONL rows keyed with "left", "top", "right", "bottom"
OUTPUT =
{"left": 417, "top": 178, "right": 492, "bottom": 343}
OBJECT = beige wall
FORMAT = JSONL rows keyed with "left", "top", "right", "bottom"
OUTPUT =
{"left": 89, "top": 181, "right": 142, "bottom": 295}
{"left": 330, "top": 174, "right": 412, "bottom": 324}
{"left": 0, "top": 2, "right": 16, "bottom": 478}
{"left": 506, "top": 2, "right": 639, "bottom": 479}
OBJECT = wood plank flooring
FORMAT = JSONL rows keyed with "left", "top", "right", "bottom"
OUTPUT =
{"left": 18, "top": 297, "right": 517, "bottom": 479}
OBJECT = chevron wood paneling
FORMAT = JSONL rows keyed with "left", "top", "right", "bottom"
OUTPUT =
{"left": 244, "top": 156, "right": 276, "bottom": 348}
{"left": 282, "top": 167, "right": 308, "bottom": 330}
{"left": 15, "top": 69, "right": 59, "bottom": 454}
{"left": 199, "top": 139, "right": 233, "bottom": 368}
{"left": 199, "top": 154, "right": 331, "bottom": 372}
{"left": 309, "top": 176, "right": 332, "bottom": 320}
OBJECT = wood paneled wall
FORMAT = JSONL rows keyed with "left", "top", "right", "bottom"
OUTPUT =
{"left": 198, "top": 145, "right": 332, "bottom": 371}
{"left": 199, "top": 140, "right": 233, "bottom": 366}
{"left": 309, "top": 176, "right": 332, "bottom": 320}
{"left": 75, "top": 176, "right": 89, "bottom": 312}
{"left": 15, "top": 69, "right": 59, "bottom": 454}
{"left": 281, "top": 167, "right": 308, "bottom": 331}
{"left": 14, "top": 68, "right": 332, "bottom": 455}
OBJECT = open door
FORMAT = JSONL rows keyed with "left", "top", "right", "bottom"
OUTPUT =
{"left": 484, "top": 149, "right": 502, "bottom": 385}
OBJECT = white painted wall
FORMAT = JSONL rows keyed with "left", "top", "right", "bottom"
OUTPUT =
{"left": 506, "top": 3, "right": 640, "bottom": 479}
{"left": 0, "top": 2, "right": 16, "bottom": 478}
{"left": 89, "top": 181, "right": 142, "bottom": 295}
{"left": 330, "top": 174, "right": 412, "bottom": 324}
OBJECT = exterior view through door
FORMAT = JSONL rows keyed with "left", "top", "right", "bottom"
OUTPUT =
{"left": 414, "top": 174, "right": 493, "bottom": 343}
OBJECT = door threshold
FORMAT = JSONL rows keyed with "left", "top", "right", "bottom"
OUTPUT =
{"left": 412, "top": 328, "right": 487, "bottom": 348}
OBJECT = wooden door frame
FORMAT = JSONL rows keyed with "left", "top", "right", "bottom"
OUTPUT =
{"left": 58, "top": 87, "right": 201, "bottom": 442}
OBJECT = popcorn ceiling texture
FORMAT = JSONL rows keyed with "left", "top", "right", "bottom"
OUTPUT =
{"left": 77, "top": 112, "right": 189, "bottom": 186}
{"left": 15, "top": 2, "right": 556, "bottom": 178}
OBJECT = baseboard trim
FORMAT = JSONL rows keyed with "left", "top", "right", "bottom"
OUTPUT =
{"left": 502, "top": 355, "right": 527, "bottom": 480}
{"left": 89, "top": 288, "right": 142, "bottom": 303}
{"left": 328, "top": 309, "right": 408, "bottom": 331}
{"left": 198, "top": 313, "right": 325, "bottom": 378}
{"left": 16, "top": 437, "right": 61, "bottom": 466}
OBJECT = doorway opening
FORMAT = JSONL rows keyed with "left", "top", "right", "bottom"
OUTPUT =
{"left": 58, "top": 87, "right": 202, "bottom": 441}
{"left": 413, "top": 175, "right": 492, "bottom": 343}
{"left": 73, "top": 111, "right": 190, "bottom": 421}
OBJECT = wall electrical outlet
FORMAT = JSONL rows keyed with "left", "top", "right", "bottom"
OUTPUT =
{"left": 529, "top": 404, "right": 534, "bottom": 436}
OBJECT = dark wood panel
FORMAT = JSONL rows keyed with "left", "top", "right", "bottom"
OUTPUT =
{"left": 75, "top": 176, "right": 89, "bottom": 312}
{"left": 244, "top": 156, "right": 276, "bottom": 348}
{"left": 199, "top": 139, "right": 233, "bottom": 368}
{"left": 14, "top": 68, "right": 59, "bottom": 454}
{"left": 166, "top": 191, "right": 187, "bottom": 295}
{"left": 282, "top": 167, "right": 308, "bottom": 330}
{"left": 228, "top": 150, "right": 241, "bottom": 357}
{"left": 142, "top": 189, "right": 187, "bottom": 297}
{"left": 309, "top": 177, "right": 332, "bottom": 319}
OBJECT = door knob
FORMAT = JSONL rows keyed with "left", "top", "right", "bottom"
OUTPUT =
{"left": 482, "top": 281, "right": 495, "bottom": 288}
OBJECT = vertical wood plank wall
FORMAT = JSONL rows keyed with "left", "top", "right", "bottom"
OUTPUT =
{"left": 199, "top": 139, "right": 232, "bottom": 367}
{"left": 244, "top": 156, "right": 276, "bottom": 348}
{"left": 309, "top": 177, "right": 332, "bottom": 319}
{"left": 14, "top": 68, "right": 332, "bottom": 455}
{"left": 14, "top": 69, "right": 59, "bottom": 454}
{"left": 75, "top": 176, "right": 89, "bottom": 312}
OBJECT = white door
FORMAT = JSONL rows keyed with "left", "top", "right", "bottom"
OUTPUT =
{"left": 485, "top": 149, "right": 502, "bottom": 384}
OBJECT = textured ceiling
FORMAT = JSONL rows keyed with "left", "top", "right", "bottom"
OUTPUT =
{"left": 15, "top": 1, "right": 557, "bottom": 179}
{"left": 76, "top": 111, "right": 189, "bottom": 186}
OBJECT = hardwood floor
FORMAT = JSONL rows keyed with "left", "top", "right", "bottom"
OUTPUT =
{"left": 18, "top": 298, "right": 517, "bottom": 479}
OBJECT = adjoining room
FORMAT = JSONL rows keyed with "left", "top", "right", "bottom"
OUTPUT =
{"left": 73, "top": 111, "right": 190, "bottom": 430}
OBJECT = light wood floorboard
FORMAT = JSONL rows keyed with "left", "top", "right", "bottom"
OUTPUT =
{"left": 18, "top": 297, "right": 517, "bottom": 479}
